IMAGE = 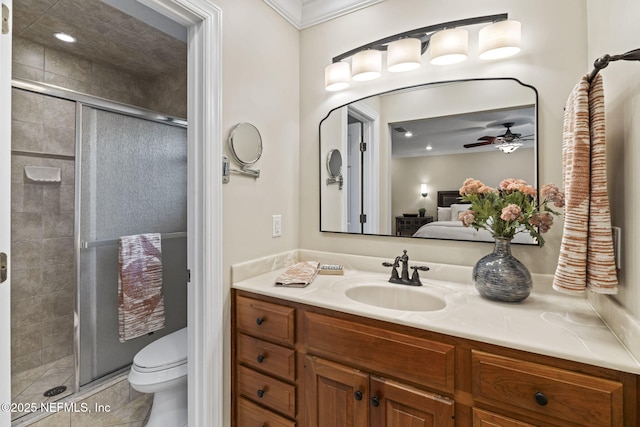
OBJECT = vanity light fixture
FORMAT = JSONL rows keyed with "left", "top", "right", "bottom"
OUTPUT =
{"left": 478, "top": 20, "right": 521, "bottom": 60}
{"left": 352, "top": 49, "right": 382, "bottom": 81}
{"left": 324, "top": 13, "right": 520, "bottom": 91}
{"left": 429, "top": 28, "right": 468, "bottom": 65}
{"left": 387, "top": 38, "right": 422, "bottom": 72}
{"left": 421, "top": 184, "right": 428, "bottom": 198}
{"left": 54, "top": 32, "right": 76, "bottom": 43}
{"left": 325, "top": 61, "right": 351, "bottom": 91}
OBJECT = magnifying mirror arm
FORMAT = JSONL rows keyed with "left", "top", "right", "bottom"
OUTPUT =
{"left": 326, "top": 174, "right": 343, "bottom": 189}
{"left": 222, "top": 155, "right": 260, "bottom": 182}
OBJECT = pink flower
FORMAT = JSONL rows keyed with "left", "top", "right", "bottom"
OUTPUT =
{"left": 459, "top": 178, "right": 485, "bottom": 196}
{"left": 477, "top": 185, "right": 496, "bottom": 194}
{"left": 522, "top": 185, "right": 537, "bottom": 197}
{"left": 500, "top": 204, "right": 522, "bottom": 221}
{"left": 541, "top": 183, "right": 565, "bottom": 207}
{"left": 499, "top": 178, "right": 528, "bottom": 193}
{"left": 529, "top": 212, "right": 554, "bottom": 233}
{"left": 459, "top": 210, "right": 475, "bottom": 227}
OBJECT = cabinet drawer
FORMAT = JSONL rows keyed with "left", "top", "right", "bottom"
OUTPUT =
{"left": 303, "top": 311, "right": 455, "bottom": 393}
{"left": 237, "top": 295, "right": 295, "bottom": 346}
{"left": 472, "top": 408, "right": 536, "bottom": 427}
{"left": 471, "top": 350, "right": 623, "bottom": 427}
{"left": 238, "top": 334, "right": 296, "bottom": 381}
{"left": 238, "top": 397, "right": 296, "bottom": 427}
{"left": 238, "top": 365, "right": 296, "bottom": 418}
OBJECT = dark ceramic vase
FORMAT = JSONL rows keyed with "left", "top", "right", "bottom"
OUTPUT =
{"left": 473, "top": 237, "right": 532, "bottom": 302}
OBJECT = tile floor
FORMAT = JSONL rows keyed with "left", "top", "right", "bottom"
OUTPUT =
{"left": 11, "top": 360, "right": 151, "bottom": 427}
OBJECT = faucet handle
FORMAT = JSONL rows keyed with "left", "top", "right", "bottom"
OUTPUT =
{"left": 382, "top": 262, "right": 395, "bottom": 267}
{"left": 411, "top": 265, "right": 430, "bottom": 272}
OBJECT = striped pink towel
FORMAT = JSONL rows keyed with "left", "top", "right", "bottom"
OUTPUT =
{"left": 118, "top": 233, "right": 165, "bottom": 342}
{"left": 553, "top": 74, "right": 618, "bottom": 295}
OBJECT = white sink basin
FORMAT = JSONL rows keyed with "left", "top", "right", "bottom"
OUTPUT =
{"left": 345, "top": 284, "right": 446, "bottom": 311}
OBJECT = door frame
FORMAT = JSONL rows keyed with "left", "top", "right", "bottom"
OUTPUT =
{"left": 139, "top": 1, "right": 224, "bottom": 426}
{"left": 1, "top": 0, "right": 224, "bottom": 426}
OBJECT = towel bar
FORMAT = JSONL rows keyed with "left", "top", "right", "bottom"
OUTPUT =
{"left": 81, "top": 232, "right": 187, "bottom": 249}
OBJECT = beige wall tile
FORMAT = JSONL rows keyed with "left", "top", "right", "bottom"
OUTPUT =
{"left": 11, "top": 296, "right": 43, "bottom": 328}
{"left": 11, "top": 183, "right": 43, "bottom": 213}
{"left": 41, "top": 290, "right": 74, "bottom": 321}
{"left": 11, "top": 323, "right": 43, "bottom": 358}
{"left": 11, "top": 212, "right": 43, "bottom": 241}
{"left": 42, "top": 263, "right": 74, "bottom": 294}
{"left": 11, "top": 268, "right": 43, "bottom": 300}
{"left": 43, "top": 238, "right": 74, "bottom": 265}
{"left": 11, "top": 351, "right": 42, "bottom": 376}
{"left": 12, "top": 120, "right": 45, "bottom": 152}
{"left": 12, "top": 155, "right": 43, "bottom": 184}
{"left": 45, "top": 48, "right": 92, "bottom": 83}
{"left": 44, "top": 97, "right": 76, "bottom": 129}
{"left": 13, "top": 63, "right": 45, "bottom": 81}
{"left": 44, "top": 210, "right": 74, "bottom": 238}
{"left": 12, "top": 89, "right": 44, "bottom": 124}
{"left": 43, "top": 126, "right": 75, "bottom": 156}
{"left": 42, "top": 185, "right": 75, "bottom": 213}
{"left": 41, "top": 315, "right": 74, "bottom": 348}
{"left": 13, "top": 37, "right": 45, "bottom": 69}
{"left": 11, "top": 240, "right": 43, "bottom": 270}
{"left": 41, "top": 342, "right": 74, "bottom": 365}
{"left": 44, "top": 71, "right": 92, "bottom": 94}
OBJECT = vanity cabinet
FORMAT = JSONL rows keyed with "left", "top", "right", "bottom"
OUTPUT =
{"left": 304, "top": 355, "right": 454, "bottom": 427}
{"left": 234, "top": 295, "right": 298, "bottom": 425}
{"left": 232, "top": 290, "right": 639, "bottom": 427}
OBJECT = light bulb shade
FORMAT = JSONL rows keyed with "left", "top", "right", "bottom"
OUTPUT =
{"left": 325, "top": 61, "right": 351, "bottom": 91}
{"left": 421, "top": 184, "right": 428, "bottom": 197}
{"left": 495, "top": 141, "right": 523, "bottom": 153}
{"left": 387, "top": 38, "right": 422, "bottom": 72}
{"left": 352, "top": 50, "right": 382, "bottom": 81}
{"left": 429, "top": 28, "right": 468, "bottom": 65}
{"left": 479, "top": 20, "right": 521, "bottom": 60}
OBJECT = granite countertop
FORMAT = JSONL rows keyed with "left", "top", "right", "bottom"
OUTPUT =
{"left": 231, "top": 250, "right": 640, "bottom": 375}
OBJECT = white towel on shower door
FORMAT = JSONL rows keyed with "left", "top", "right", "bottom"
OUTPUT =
{"left": 118, "top": 233, "right": 165, "bottom": 342}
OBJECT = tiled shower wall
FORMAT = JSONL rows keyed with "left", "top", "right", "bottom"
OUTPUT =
{"left": 11, "top": 90, "right": 76, "bottom": 375}
{"left": 10, "top": 36, "right": 186, "bottom": 377}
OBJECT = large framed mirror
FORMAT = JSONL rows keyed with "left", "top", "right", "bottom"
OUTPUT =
{"left": 319, "top": 78, "right": 538, "bottom": 244}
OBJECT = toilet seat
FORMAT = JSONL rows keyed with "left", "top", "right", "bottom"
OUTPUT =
{"left": 133, "top": 328, "right": 187, "bottom": 372}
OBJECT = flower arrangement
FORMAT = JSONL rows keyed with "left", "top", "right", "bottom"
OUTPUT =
{"left": 458, "top": 178, "right": 565, "bottom": 247}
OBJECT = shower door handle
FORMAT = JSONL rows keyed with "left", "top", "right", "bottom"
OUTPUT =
{"left": 0, "top": 252, "right": 7, "bottom": 283}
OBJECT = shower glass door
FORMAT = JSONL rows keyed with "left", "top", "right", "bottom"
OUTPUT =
{"left": 77, "top": 106, "right": 188, "bottom": 386}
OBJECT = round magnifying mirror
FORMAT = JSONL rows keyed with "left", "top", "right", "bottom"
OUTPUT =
{"left": 228, "top": 123, "right": 263, "bottom": 166}
{"left": 326, "top": 148, "right": 342, "bottom": 178}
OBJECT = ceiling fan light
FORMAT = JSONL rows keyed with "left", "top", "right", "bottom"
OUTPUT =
{"left": 387, "top": 38, "right": 422, "bottom": 72}
{"left": 352, "top": 50, "right": 382, "bottom": 81}
{"left": 495, "top": 141, "right": 523, "bottom": 154}
{"left": 430, "top": 28, "right": 468, "bottom": 65}
{"left": 325, "top": 61, "right": 351, "bottom": 91}
{"left": 479, "top": 20, "right": 521, "bottom": 60}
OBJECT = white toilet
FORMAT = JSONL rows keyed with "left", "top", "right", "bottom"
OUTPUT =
{"left": 128, "top": 327, "right": 188, "bottom": 427}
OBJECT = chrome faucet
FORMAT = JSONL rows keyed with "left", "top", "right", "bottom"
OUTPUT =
{"left": 382, "top": 250, "right": 429, "bottom": 286}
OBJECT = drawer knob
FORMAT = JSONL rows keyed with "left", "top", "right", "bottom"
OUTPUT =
{"left": 534, "top": 391, "right": 548, "bottom": 406}
{"left": 256, "top": 317, "right": 265, "bottom": 325}
{"left": 257, "top": 388, "right": 265, "bottom": 398}
{"left": 371, "top": 396, "right": 380, "bottom": 407}
{"left": 257, "top": 354, "right": 265, "bottom": 363}
{"left": 354, "top": 390, "right": 363, "bottom": 401}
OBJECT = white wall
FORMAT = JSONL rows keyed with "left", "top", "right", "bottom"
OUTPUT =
{"left": 300, "top": 0, "right": 588, "bottom": 273}
{"left": 216, "top": 0, "right": 300, "bottom": 424}
{"left": 586, "top": 0, "right": 640, "bottom": 335}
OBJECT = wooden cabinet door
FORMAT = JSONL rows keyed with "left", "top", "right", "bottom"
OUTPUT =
{"left": 304, "top": 355, "right": 369, "bottom": 427}
{"left": 370, "top": 376, "right": 454, "bottom": 427}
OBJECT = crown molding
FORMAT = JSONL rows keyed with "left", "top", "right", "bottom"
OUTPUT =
{"left": 264, "top": 0, "right": 385, "bottom": 30}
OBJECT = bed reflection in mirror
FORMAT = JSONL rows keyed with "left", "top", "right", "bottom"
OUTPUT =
{"left": 319, "top": 78, "right": 538, "bottom": 244}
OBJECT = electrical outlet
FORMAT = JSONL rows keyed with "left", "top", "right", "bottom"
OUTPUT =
{"left": 272, "top": 215, "right": 282, "bottom": 237}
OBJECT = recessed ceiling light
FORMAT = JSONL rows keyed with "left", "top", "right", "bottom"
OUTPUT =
{"left": 426, "top": 145, "right": 433, "bottom": 150}
{"left": 54, "top": 32, "right": 76, "bottom": 43}
{"left": 405, "top": 131, "right": 413, "bottom": 137}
